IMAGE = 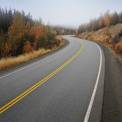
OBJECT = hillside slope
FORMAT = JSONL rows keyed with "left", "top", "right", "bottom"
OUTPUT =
{"left": 78, "top": 24, "right": 122, "bottom": 58}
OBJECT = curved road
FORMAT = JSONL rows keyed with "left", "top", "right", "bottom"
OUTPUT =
{"left": 0, "top": 36, "right": 104, "bottom": 122}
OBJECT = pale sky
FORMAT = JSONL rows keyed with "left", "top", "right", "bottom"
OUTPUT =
{"left": 0, "top": 0, "right": 122, "bottom": 28}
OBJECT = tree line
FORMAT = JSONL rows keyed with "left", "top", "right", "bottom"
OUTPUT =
{"left": 0, "top": 8, "right": 57, "bottom": 58}
{"left": 78, "top": 11, "right": 122, "bottom": 33}
{"left": 52, "top": 26, "right": 76, "bottom": 35}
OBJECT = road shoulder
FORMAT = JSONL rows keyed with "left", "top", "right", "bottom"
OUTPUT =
{"left": 101, "top": 46, "right": 122, "bottom": 122}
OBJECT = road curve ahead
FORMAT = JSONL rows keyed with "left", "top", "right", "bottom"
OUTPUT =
{"left": 0, "top": 36, "right": 104, "bottom": 122}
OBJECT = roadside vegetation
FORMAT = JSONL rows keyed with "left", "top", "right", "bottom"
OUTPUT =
{"left": 0, "top": 8, "right": 66, "bottom": 70}
{"left": 77, "top": 11, "right": 122, "bottom": 57}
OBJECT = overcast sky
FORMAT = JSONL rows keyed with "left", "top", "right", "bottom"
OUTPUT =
{"left": 0, "top": 0, "right": 122, "bottom": 28}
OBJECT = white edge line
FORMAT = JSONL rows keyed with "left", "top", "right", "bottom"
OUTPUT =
{"left": 0, "top": 41, "right": 70, "bottom": 79}
{"left": 83, "top": 44, "right": 103, "bottom": 122}
{"left": 0, "top": 60, "right": 42, "bottom": 79}
{"left": 0, "top": 56, "right": 57, "bottom": 79}
{"left": 0, "top": 44, "right": 65, "bottom": 79}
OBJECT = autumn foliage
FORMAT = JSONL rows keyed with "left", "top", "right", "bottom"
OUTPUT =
{"left": 0, "top": 8, "right": 57, "bottom": 58}
{"left": 78, "top": 11, "right": 122, "bottom": 56}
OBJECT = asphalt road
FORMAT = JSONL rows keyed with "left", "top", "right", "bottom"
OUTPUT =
{"left": 0, "top": 36, "right": 104, "bottom": 122}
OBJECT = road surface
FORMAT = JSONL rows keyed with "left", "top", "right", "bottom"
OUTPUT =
{"left": 0, "top": 36, "right": 104, "bottom": 122}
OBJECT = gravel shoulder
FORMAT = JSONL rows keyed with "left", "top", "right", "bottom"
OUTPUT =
{"left": 101, "top": 46, "right": 122, "bottom": 122}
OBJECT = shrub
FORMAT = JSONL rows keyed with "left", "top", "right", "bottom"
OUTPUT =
{"left": 115, "top": 42, "right": 122, "bottom": 54}
{"left": 23, "top": 41, "right": 33, "bottom": 53}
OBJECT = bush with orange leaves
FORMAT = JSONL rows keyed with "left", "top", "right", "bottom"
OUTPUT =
{"left": 115, "top": 41, "right": 122, "bottom": 54}
{"left": 23, "top": 41, "right": 33, "bottom": 53}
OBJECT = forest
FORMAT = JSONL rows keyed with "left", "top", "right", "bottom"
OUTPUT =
{"left": 0, "top": 8, "right": 59, "bottom": 58}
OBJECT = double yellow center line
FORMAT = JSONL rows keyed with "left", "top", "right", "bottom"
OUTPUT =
{"left": 0, "top": 45, "right": 83, "bottom": 114}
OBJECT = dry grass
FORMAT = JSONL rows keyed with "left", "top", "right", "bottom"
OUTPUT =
{"left": 0, "top": 49, "right": 51, "bottom": 70}
{"left": 0, "top": 37, "right": 65, "bottom": 70}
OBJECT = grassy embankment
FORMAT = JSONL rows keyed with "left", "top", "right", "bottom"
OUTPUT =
{"left": 78, "top": 12, "right": 122, "bottom": 58}
{"left": 0, "top": 36, "right": 64, "bottom": 70}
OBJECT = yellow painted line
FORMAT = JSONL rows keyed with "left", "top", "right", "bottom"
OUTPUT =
{"left": 0, "top": 45, "right": 83, "bottom": 114}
